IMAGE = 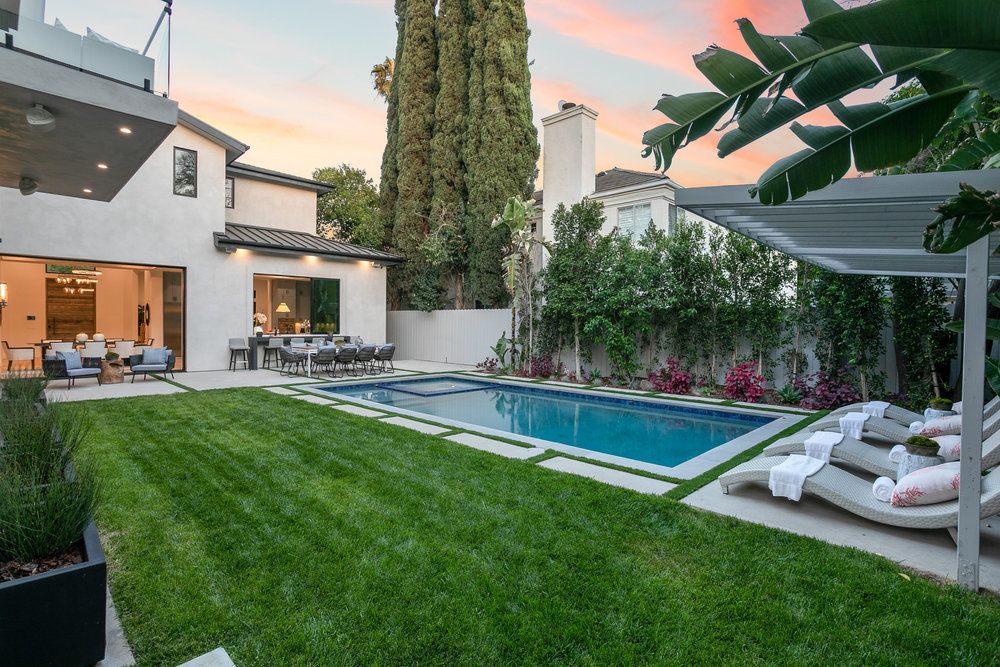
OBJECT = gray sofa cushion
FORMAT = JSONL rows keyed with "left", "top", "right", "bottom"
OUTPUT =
{"left": 57, "top": 350, "right": 83, "bottom": 370}
{"left": 132, "top": 363, "right": 167, "bottom": 372}
{"left": 142, "top": 347, "right": 169, "bottom": 365}
{"left": 66, "top": 367, "right": 101, "bottom": 377}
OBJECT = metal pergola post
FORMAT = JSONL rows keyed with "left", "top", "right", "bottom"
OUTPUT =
{"left": 958, "top": 235, "right": 989, "bottom": 591}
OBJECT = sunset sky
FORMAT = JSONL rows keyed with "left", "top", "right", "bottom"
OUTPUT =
{"left": 45, "top": 0, "right": 879, "bottom": 188}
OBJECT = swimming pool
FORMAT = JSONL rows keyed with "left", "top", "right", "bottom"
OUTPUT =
{"left": 318, "top": 376, "right": 786, "bottom": 475}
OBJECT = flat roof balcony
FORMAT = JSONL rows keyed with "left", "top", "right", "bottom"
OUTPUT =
{"left": 0, "top": 12, "right": 177, "bottom": 201}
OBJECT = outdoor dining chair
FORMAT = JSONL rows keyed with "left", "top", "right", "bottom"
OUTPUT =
{"left": 3, "top": 341, "right": 35, "bottom": 371}
{"left": 332, "top": 345, "right": 357, "bottom": 378}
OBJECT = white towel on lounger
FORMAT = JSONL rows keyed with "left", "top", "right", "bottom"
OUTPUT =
{"left": 804, "top": 431, "right": 843, "bottom": 463}
{"left": 909, "top": 420, "right": 924, "bottom": 435}
{"left": 863, "top": 401, "right": 891, "bottom": 418}
{"left": 889, "top": 444, "right": 906, "bottom": 464}
{"left": 872, "top": 477, "right": 895, "bottom": 502}
{"left": 769, "top": 455, "right": 825, "bottom": 502}
{"left": 839, "top": 412, "right": 870, "bottom": 441}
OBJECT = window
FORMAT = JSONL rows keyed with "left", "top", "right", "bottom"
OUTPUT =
{"left": 173, "top": 147, "right": 197, "bottom": 197}
{"left": 617, "top": 202, "right": 652, "bottom": 239}
{"left": 225, "top": 177, "right": 235, "bottom": 208}
{"left": 310, "top": 278, "right": 341, "bottom": 334}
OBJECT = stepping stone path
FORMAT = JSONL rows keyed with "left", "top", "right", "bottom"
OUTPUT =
{"left": 291, "top": 393, "right": 334, "bottom": 404}
{"left": 538, "top": 457, "right": 676, "bottom": 495}
{"left": 444, "top": 432, "right": 545, "bottom": 460}
{"left": 380, "top": 416, "right": 450, "bottom": 435}
{"left": 331, "top": 404, "right": 386, "bottom": 418}
{"left": 264, "top": 386, "right": 301, "bottom": 395}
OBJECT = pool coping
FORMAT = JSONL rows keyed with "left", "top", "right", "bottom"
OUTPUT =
{"left": 300, "top": 374, "right": 806, "bottom": 480}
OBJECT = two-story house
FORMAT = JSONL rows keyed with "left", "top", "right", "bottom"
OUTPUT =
{"left": 0, "top": 110, "right": 400, "bottom": 371}
{"left": 533, "top": 102, "right": 707, "bottom": 248}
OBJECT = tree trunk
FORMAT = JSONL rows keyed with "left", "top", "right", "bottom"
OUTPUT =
{"left": 574, "top": 318, "right": 581, "bottom": 379}
{"left": 860, "top": 367, "right": 869, "bottom": 402}
{"left": 453, "top": 273, "right": 464, "bottom": 309}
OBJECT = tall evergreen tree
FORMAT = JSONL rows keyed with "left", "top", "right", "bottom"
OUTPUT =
{"left": 379, "top": 0, "right": 406, "bottom": 258}
{"left": 428, "top": 0, "right": 471, "bottom": 308}
{"left": 464, "top": 0, "right": 539, "bottom": 307}
{"left": 392, "top": 0, "right": 439, "bottom": 308}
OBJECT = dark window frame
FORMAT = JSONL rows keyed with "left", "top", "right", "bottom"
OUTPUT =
{"left": 173, "top": 147, "right": 198, "bottom": 198}
{"left": 225, "top": 176, "right": 235, "bottom": 209}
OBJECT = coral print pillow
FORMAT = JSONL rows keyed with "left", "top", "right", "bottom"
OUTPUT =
{"left": 916, "top": 415, "right": 962, "bottom": 438}
{"left": 891, "top": 462, "right": 961, "bottom": 507}
{"left": 933, "top": 435, "right": 962, "bottom": 462}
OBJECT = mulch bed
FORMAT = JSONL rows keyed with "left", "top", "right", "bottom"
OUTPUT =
{"left": 0, "top": 543, "right": 84, "bottom": 583}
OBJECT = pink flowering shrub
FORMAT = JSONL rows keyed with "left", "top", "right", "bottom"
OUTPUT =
{"left": 648, "top": 357, "right": 693, "bottom": 394}
{"left": 796, "top": 368, "right": 861, "bottom": 410}
{"left": 723, "top": 361, "right": 766, "bottom": 402}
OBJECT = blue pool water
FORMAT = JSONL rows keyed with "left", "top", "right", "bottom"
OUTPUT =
{"left": 322, "top": 377, "right": 774, "bottom": 468}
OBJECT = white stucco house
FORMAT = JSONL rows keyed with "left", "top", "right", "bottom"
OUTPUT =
{"left": 0, "top": 109, "right": 400, "bottom": 372}
{"left": 533, "top": 101, "right": 707, "bottom": 245}
{"left": 0, "top": 2, "right": 399, "bottom": 373}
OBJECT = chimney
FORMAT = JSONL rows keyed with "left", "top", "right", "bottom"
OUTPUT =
{"left": 540, "top": 102, "right": 598, "bottom": 244}
{"left": 16, "top": 0, "right": 46, "bottom": 22}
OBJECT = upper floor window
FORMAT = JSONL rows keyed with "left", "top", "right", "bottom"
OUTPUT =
{"left": 173, "top": 147, "right": 197, "bottom": 197}
{"left": 617, "top": 202, "right": 652, "bottom": 239}
{"left": 225, "top": 177, "right": 235, "bottom": 209}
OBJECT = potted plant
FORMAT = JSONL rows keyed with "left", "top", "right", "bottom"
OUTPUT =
{"left": 903, "top": 435, "right": 940, "bottom": 457}
{"left": 929, "top": 397, "right": 953, "bottom": 411}
{"left": 0, "top": 376, "right": 105, "bottom": 666}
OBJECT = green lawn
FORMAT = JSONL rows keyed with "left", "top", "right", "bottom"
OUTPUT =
{"left": 64, "top": 390, "right": 1000, "bottom": 665}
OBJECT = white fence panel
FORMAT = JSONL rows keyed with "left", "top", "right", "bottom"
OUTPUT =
{"left": 387, "top": 309, "right": 509, "bottom": 366}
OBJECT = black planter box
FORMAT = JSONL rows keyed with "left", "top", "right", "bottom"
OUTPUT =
{"left": 0, "top": 521, "right": 107, "bottom": 666}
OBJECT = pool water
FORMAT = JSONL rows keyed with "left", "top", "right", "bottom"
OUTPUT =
{"left": 322, "top": 377, "right": 773, "bottom": 468}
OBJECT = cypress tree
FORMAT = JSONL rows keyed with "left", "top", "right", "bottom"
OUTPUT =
{"left": 392, "top": 0, "right": 439, "bottom": 307}
{"left": 464, "top": 0, "right": 539, "bottom": 307}
{"left": 379, "top": 0, "right": 406, "bottom": 253}
{"left": 429, "top": 0, "right": 471, "bottom": 308}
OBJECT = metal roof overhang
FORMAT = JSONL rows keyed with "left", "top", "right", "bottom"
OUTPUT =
{"left": 214, "top": 223, "right": 404, "bottom": 265}
{"left": 676, "top": 170, "right": 1000, "bottom": 279}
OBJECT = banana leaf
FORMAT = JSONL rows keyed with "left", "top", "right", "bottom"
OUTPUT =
{"left": 923, "top": 183, "right": 1000, "bottom": 254}
{"left": 805, "top": 0, "right": 1000, "bottom": 52}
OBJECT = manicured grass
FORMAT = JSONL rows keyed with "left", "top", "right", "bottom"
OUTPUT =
{"left": 64, "top": 390, "right": 999, "bottom": 665}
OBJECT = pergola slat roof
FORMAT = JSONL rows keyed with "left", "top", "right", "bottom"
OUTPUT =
{"left": 676, "top": 170, "right": 1000, "bottom": 278}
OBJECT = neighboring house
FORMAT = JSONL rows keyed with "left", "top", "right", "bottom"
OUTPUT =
{"left": 0, "top": 4, "right": 400, "bottom": 372}
{"left": 533, "top": 102, "right": 706, "bottom": 247}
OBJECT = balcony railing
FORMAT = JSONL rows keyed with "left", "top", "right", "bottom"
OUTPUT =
{"left": 1, "top": 14, "right": 167, "bottom": 95}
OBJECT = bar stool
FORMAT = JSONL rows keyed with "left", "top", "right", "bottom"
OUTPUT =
{"left": 262, "top": 338, "right": 283, "bottom": 369}
{"left": 228, "top": 337, "right": 250, "bottom": 371}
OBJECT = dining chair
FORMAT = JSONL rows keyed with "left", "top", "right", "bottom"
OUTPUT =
{"left": 49, "top": 341, "right": 75, "bottom": 355}
{"left": 3, "top": 341, "right": 35, "bottom": 371}
{"left": 82, "top": 341, "right": 107, "bottom": 359}
{"left": 113, "top": 340, "right": 136, "bottom": 360}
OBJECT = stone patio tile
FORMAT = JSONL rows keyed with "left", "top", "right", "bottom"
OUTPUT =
{"left": 380, "top": 416, "right": 450, "bottom": 435}
{"left": 264, "top": 386, "right": 301, "bottom": 395}
{"left": 444, "top": 432, "right": 545, "bottom": 459}
{"left": 330, "top": 404, "right": 386, "bottom": 418}
{"left": 538, "top": 457, "right": 676, "bottom": 495}
{"left": 290, "top": 393, "right": 334, "bottom": 404}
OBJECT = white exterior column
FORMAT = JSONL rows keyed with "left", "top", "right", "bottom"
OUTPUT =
{"left": 540, "top": 104, "right": 598, "bottom": 247}
{"left": 958, "top": 234, "right": 988, "bottom": 591}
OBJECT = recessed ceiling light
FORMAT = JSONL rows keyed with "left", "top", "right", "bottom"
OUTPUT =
{"left": 97, "top": 163, "right": 108, "bottom": 170}
{"left": 82, "top": 188, "right": 92, "bottom": 194}
{"left": 118, "top": 126, "right": 132, "bottom": 134}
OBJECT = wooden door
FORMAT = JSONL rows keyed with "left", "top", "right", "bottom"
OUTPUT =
{"left": 46, "top": 278, "right": 96, "bottom": 340}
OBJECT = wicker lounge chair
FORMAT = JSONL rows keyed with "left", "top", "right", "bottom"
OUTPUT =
{"left": 718, "top": 457, "right": 1000, "bottom": 529}
{"left": 807, "top": 409, "right": 1000, "bottom": 445}
{"left": 827, "top": 396, "right": 1000, "bottom": 426}
{"left": 764, "top": 429, "right": 1000, "bottom": 479}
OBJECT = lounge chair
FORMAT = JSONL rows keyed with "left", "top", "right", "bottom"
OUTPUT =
{"left": 42, "top": 352, "right": 102, "bottom": 389}
{"left": 718, "top": 457, "right": 1000, "bottom": 529}
{"left": 827, "top": 395, "right": 1000, "bottom": 426}
{"left": 128, "top": 348, "right": 176, "bottom": 382}
{"left": 764, "top": 429, "right": 1000, "bottom": 479}
{"left": 807, "top": 409, "right": 1000, "bottom": 445}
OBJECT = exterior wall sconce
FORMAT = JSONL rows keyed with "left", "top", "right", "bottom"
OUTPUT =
{"left": 0, "top": 282, "right": 7, "bottom": 324}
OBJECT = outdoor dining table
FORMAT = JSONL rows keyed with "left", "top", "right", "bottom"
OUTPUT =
{"left": 246, "top": 334, "right": 355, "bottom": 370}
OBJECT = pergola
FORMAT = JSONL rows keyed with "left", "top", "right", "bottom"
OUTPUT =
{"left": 677, "top": 169, "right": 1000, "bottom": 591}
